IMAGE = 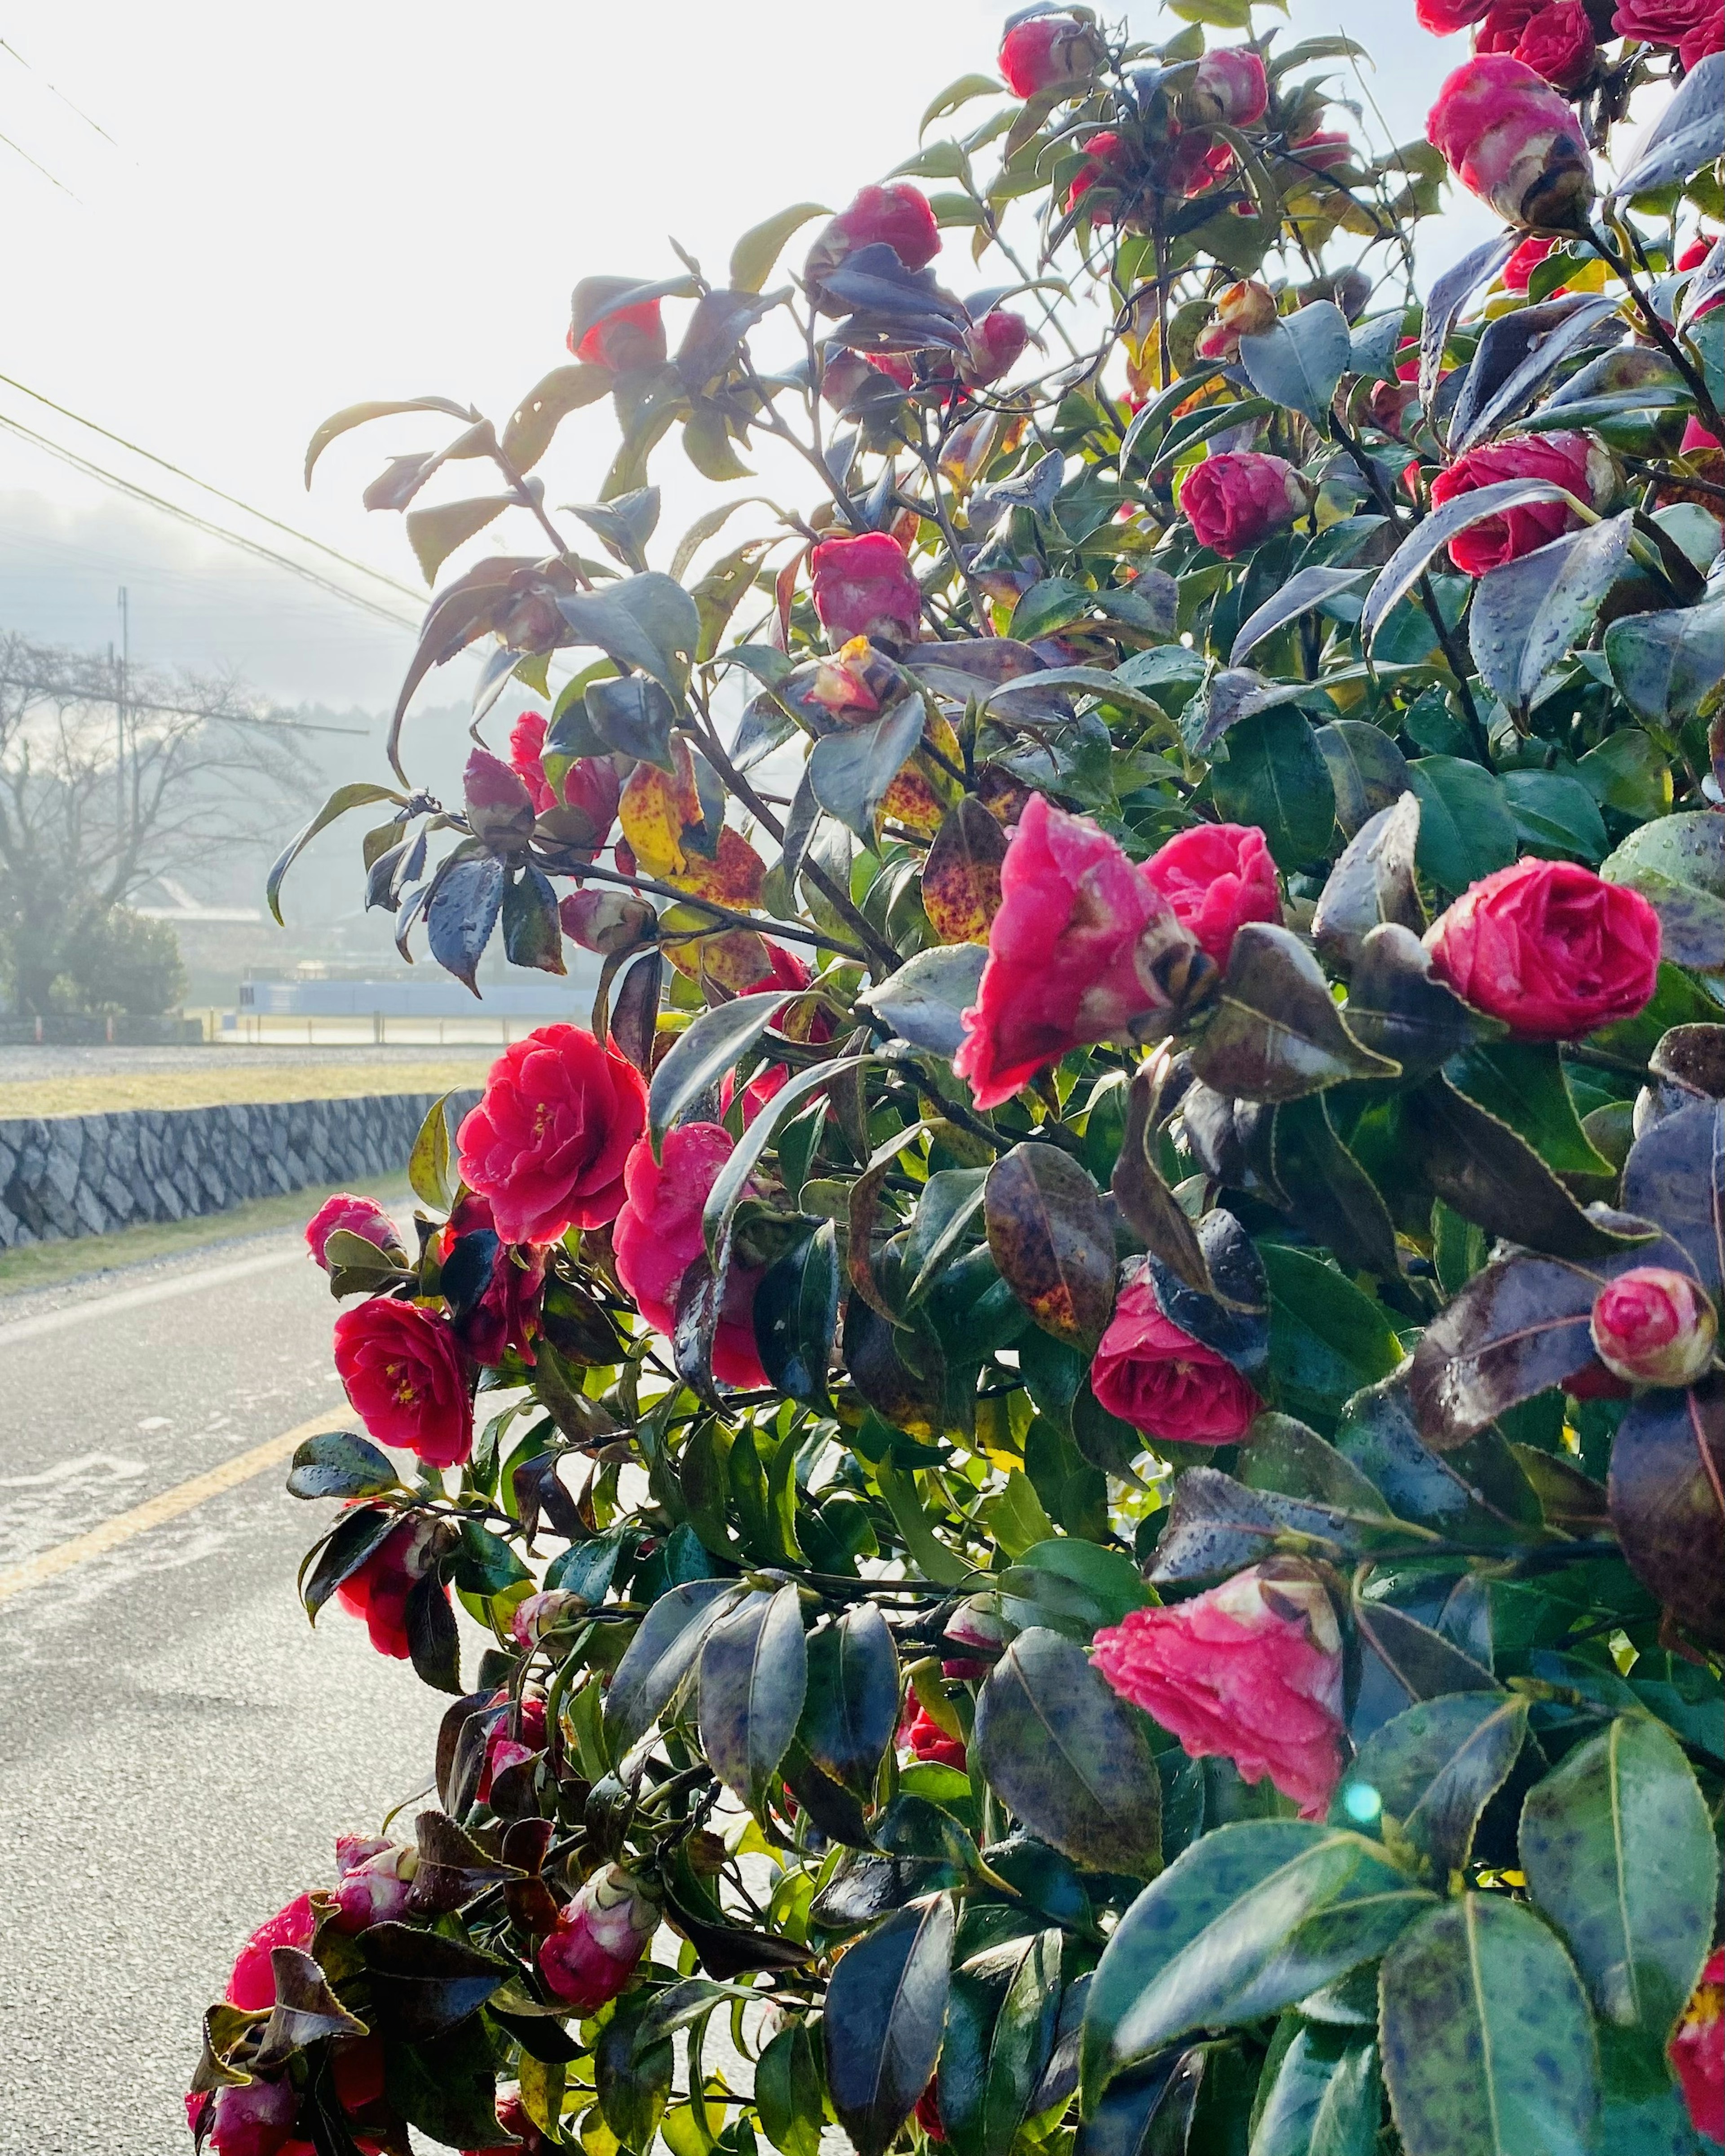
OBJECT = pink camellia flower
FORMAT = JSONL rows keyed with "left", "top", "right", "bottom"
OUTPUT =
{"left": 461, "top": 2093, "right": 552, "bottom": 2156}
{"left": 1194, "top": 279, "right": 1278, "bottom": 363}
{"left": 1167, "top": 131, "right": 1240, "bottom": 198}
{"left": 1614, "top": 0, "right": 1724, "bottom": 66}
{"left": 1679, "top": 234, "right": 1719, "bottom": 272}
{"left": 332, "top": 1844, "right": 417, "bottom": 1933}
{"left": 438, "top": 1193, "right": 544, "bottom": 1369}
{"left": 478, "top": 1692, "right": 549, "bottom": 1804}
{"left": 810, "top": 532, "right": 923, "bottom": 647}
{"left": 613, "top": 1124, "right": 767, "bottom": 1386}
{"left": 998, "top": 10, "right": 1107, "bottom": 97}
{"left": 1503, "top": 233, "right": 1558, "bottom": 289}
{"left": 953, "top": 792, "right": 1191, "bottom": 1112}
{"left": 1180, "top": 452, "right": 1309, "bottom": 557}
{"left": 962, "top": 308, "right": 1031, "bottom": 387}
{"left": 717, "top": 944, "right": 829, "bottom": 1130}
{"left": 570, "top": 299, "right": 666, "bottom": 373}
{"left": 334, "top": 1513, "right": 448, "bottom": 1660}
{"left": 1590, "top": 1268, "right": 1718, "bottom": 1387}
{"left": 1092, "top": 1562, "right": 1346, "bottom": 1816}
{"left": 805, "top": 181, "right": 941, "bottom": 303}
{"left": 1428, "top": 429, "right": 1613, "bottom": 573}
{"left": 1426, "top": 53, "right": 1593, "bottom": 226}
{"left": 226, "top": 1894, "right": 316, "bottom": 2010}
{"left": 305, "top": 1194, "right": 403, "bottom": 1272}
{"left": 507, "top": 711, "right": 622, "bottom": 837}
{"left": 1090, "top": 1265, "right": 1264, "bottom": 1444}
{"left": 199, "top": 2075, "right": 301, "bottom": 2156}
{"left": 1066, "top": 129, "right": 1132, "bottom": 216}
{"left": 1475, "top": 0, "right": 1541, "bottom": 52}
{"left": 458, "top": 1025, "right": 647, "bottom": 1243}
{"left": 538, "top": 1864, "right": 658, "bottom": 2013}
{"left": 1684, "top": 417, "right": 1723, "bottom": 454}
{"left": 1671, "top": 1951, "right": 1725, "bottom": 2144}
{"left": 1510, "top": 0, "right": 1596, "bottom": 83}
{"left": 1426, "top": 857, "right": 1661, "bottom": 1039}
{"left": 559, "top": 887, "right": 654, "bottom": 955}
{"left": 333, "top": 1299, "right": 473, "bottom": 1467}
{"left": 900, "top": 1698, "right": 967, "bottom": 1772}
{"left": 1188, "top": 46, "right": 1269, "bottom": 125}
{"left": 1143, "top": 823, "right": 1281, "bottom": 970}
{"left": 1418, "top": 0, "right": 1493, "bottom": 30}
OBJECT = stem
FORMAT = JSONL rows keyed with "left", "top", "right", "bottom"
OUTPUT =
{"left": 1593, "top": 217, "right": 1725, "bottom": 442}
{"left": 487, "top": 437, "right": 595, "bottom": 592}
{"left": 538, "top": 848, "right": 872, "bottom": 966}
{"left": 914, "top": 417, "right": 995, "bottom": 631}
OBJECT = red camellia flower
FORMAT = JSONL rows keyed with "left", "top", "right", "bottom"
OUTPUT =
{"left": 1428, "top": 429, "right": 1613, "bottom": 573}
{"left": 1671, "top": 1950, "right": 1725, "bottom": 2143}
{"left": 462, "top": 2094, "right": 551, "bottom": 2156}
{"left": 305, "top": 1193, "right": 403, "bottom": 1272}
{"left": 200, "top": 2075, "right": 301, "bottom": 2156}
{"left": 1065, "top": 129, "right": 1132, "bottom": 216}
{"left": 559, "top": 887, "right": 655, "bottom": 954}
{"left": 1089, "top": 1265, "right": 1264, "bottom": 1444}
{"left": 1092, "top": 1561, "right": 1346, "bottom": 1816}
{"left": 1589, "top": 1267, "right": 1718, "bottom": 1387}
{"left": 1614, "top": 0, "right": 1725, "bottom": 64}
{"left": 333, "top": 1299, "right": 473, "bottom": 1467}
{"left": 809, "top": 531, "right": 923, "bottom": 647}
{"left": 226, "top": 1893, "right": 316, "bottom": 2010}
{"left": 1180, "top": 451, "right": 1308, "bottom": 557}
{"left": 1679, "top": 234, "right": 1719, "bottom": 272}
{"left": 477, "top": 1691, "right": 549, "bottom": 1803}
{"left": 1194, "top": 279, "right": 1278, "bottom": 362}
{"left": 332, "top": 1844, "right": 416, "bottom": 1933}
{"left": 1289, "top": 127, "right": 1356, "bottom": 173}
{"left": 1503, "top": 233, "right": 1558, "bottom": 289}
{"left": 998, "top": 10, "right": 1106, "bottom": 97}
{"left": 613, "top": 1123, "right": 767, "bottom": 1387}
{"left": 463, "top": 747, "right": 537, "bottom": 853}
{"left": 1418, "top": 0, "right": 1493, "bottom": 30}
{"left": 334, "top": 1514, "right": 447, "bottom": 1659}
{"left": 1511, "top": 0, "right": 1596, "bottom": 83}
{"left": 1426, "top": 53, "right": 1593, "bottom": 225}
{"left": 901, "top": 1699, "right": 968, "bottom": 1772}
{"left": 915, "top": 2083, "right": 948, "bottom": 2143}
{"left": 962, "top": 308, "right": 1031, "bottom": 387}
{"left": 439, "top": 1193, "right": 545, "bottom": 1369}
{"left": 508, "top": 711, "right": 623, "bottom": 836}
{"left": 538, "top": 1864, "right": 658, "bottom": 2012}
{"left": 457, "top": 1025, "right": 647, "bottom": 1243}
{"left": 1425, "top": 857, "right": 1661, "bottom": 1039}
{"left": 1143, "top": 823, "right": 1281, "bottom": 969}
{"left": 1166, "top": 131, "right": 1241, "bottom": 198}
{"left": 953, "top": 792, "right": 1190, "bottom": 1112}
{"left": 1475, "top": 0, "right": 1540, "bottom": 51}
{"left": 1189, "top": 46, "right": 1269, "bottom": 125}
{"left": 571, "top": 299, "right": 666, "bottom": 373}
{"left": 806, "top": 181, "right": 941, "bottom": 300}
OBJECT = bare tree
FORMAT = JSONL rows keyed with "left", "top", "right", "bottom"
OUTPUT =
{"left": 0, "top": 632, "right": 319, "bottom": 1013}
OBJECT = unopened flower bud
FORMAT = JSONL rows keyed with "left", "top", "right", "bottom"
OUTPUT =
{"left": 332, "top": 1844, "right": 418, "bottom": 1933}
{"left": 1186, "top": 46, "right": 1269, "bottom": 126}
{"left": 203, "top": 2075, "right": 300, "bottom": 2156}
{"left": 558, "top": 888, "right": 655, "bottom": 955}
{"left": 464, "top": 747, "right": 538, "bottom": 854}
{"left": 1590, "top": 1268, "right": 1717, "bottom": 1388}
{"left": 538, "top": 1864, "right": 659, "bottom": 2012}
{"left": 511, "top": 1589, "right": 587, "bottom": 1648}
{"left": 810, "top": 636, "right": 884, "bottom": 717}
{"left": 998, "top": 10, "right": 1108, "bottom": 98}
{"left": 1194, "top": 279, "right": 1278, "bottom": 362}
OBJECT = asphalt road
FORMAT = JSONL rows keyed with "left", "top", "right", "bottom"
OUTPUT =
{"left": 0, "top": 1225, "right": 454, "bottom": 2155}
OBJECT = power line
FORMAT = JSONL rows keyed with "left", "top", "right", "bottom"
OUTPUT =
{"left": 0, "top": 35, "right": 118, "bottom": 147}
{"left": 0, "top": 412, "right": 423, "bottom": 632}
{"left": 0, "top": 124, "right": 77, "bottom": 200}
{"left": 0, "top": 371, "right": 427, "bottom": 605}
{"left": 0, "top": 669, "right": 371, "bottom": 738}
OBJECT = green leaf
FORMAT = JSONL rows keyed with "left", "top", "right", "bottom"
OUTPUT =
{"left": 698, "top": 1585, "right": 807, "bottom": 1816}
{"left": 556, "top": 573, "right": 701, "bottom": 702}
{"left": 359, "top": 1921, "right": 509, "bottom": 2043}
{"left": 876, "top": 1456, "right": 974, "bottom": 1587}
{"left": 1004, "top": 1538, "right": 1155, "bottom": 1634}
{"left": 286, "top": 1430, "right": 400, "bottom": 1502}
{"left": 1407, "top": 758, "right": 1517, "bottom": 896}
{"left": 825, "top": 1895, "right": 956, "bottom": 2156}
{"left": 1605, "top": 593, "right": 1725, "bottom": 726}
{"left": 597, "top": 1991, "right": 675, "bottom": 2152}
{"left": 1469, "top": 517, "right": 1633, "bottom": 710}
{"left": 1362, "top": 478, "right": 1593, "bottom": 647}
{"left": 304, "top": 394, "right": 473, "bottom": 486}
{"left": 1609, "top": 1374, "right": 1725, "bottom": 1650}
{"left": 406, "top": 493, "right": 515, "bottom": 584}
{"left": 1331, "top": 1693, "right": 1529, "bottom": 1878}
{"left": 385, "top": 2019, "right": 504, "bottom": 2146}
{"left": 604, "top": 1579, "right": 741, "bottom": 1753}
{"left": 1209, "top": 709, "right": 1337, "bottom": 871}
{"left": 1269, "top": 1095, "right": 1400, "bottom": 1278}
{"left": 1237, "top": 302, "right": 1352, "bottom": 431}
{"left": 1445, "top": 1042, "right": 1611, "bottom": 1176}
{"left": 1259, "top": 1245, "right": 1404, "bottom": 1431}
{"left": 756, "top": 2021, "right": 826, "bottom": 2156}
{"left": 648, "top": 991, "right": 800, "bottom": 1152}
{"left": 1379, "top": 1895, "right": 1598, "bottom": 2156}
{"left": 1010, "top": 579, "right": 1097, "bottom": 642}
{"left": 858, "top": 944, "right": 986, "bottom": 1058}
{"left": 1521, "top": 1715, "right": 1718, "bottom": 2037}
{"left": 502, "top": 865, "right": 566, "bottom": 975}
{"left": 1248, "top": 2028, "right": 1381, "bottom": 2156}
{"left": 587, "top": 675, "right": 677, "bottom": 770}
{"left": 754, "top": 1224, "right": 840, "bottom": 1404}
{"left": 1081, "top": 1822, "right": 1434, "bottom": 2107}
{"left": 730, "top": 202, "right": 832, "bottom": 293}
{"left": 973, "top": 1626, "right": 1163, "bottom": 1878}
{"left": 267, "top": 781, "right": 406, "bottom": 924}
{"left": 1190, "top": 923, "right": 1397, "bottom": 1105}
{"left": 1602, "top": 810, "right": 1725, "bottom": 975}
{"left": 801, "top": 1601, "right": 900, "bottom": 1797}
{"left": 984, "top": 1143, "right": 1116, "bottom": 1350}
{"left": 920, "top": 72, "right": 1003, "bottom": 136}
{"left": 809, "top": 696, "right": 930, "bottom": 844}
{"left": 1501, "top": 770, "right": 1609, "bottom": 865}
{"left": 500, "top": 361, "right": 613, "bottom": 471}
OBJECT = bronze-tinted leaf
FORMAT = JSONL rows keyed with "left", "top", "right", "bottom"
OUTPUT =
{"left": 1149, "top": 1466, "right": 1356, "bottom": 1582}
{"left": 985, "top": 1143, "right": 1116, "bottom": 1350}
{"left": 359, "top": 1923, "right": 509, "bottom": 2043}
{"left": 251, "top": 1948, "right": 367, "bottom": 2070}
{"left": 1311, "top": 793, "right": 1424, "bottom": 977}
{"left": 922, "top": 796, "right": 1008, "bottom": 946}
{"left": 1407, "top": 1250, "right": 1603, "bottom": 1448}
{"left": 1622, "top": 1097, "right": 1725, "bottom": 1294}
{"left": 1350, "top": 1595, "right": 1499, "bottom": 1748}
{"left": 1401, "top": 1076, "right": 1654, "bottom": 1262}
{"left": 1609, "top": 1376, "right": 1725, "bottom": 1648}
{"left": 1650, "top": 1025, "right": 1725, "bottom": 1099}
{"left": 1344, "top": 925, "right": 1505, "bottom": 1082}
{"left": 1144, "top": 1209, "right": 1269, "bottom": 1372}
{"left": 1189, "top": 923, "right": 1398, "bottom": 1104}
{"left": 501, "top": 362, "right": 613, "bottom": 472}
{"left": 1110, "top": 1063, "right": 1210, "bottom": 1296}
{"left": 1270, "top": 1096, "right": 1399, "bottom": 1278}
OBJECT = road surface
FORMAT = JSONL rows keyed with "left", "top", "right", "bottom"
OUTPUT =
{"left": 0, "top": 1222, "right": 454, "bottom": 2154}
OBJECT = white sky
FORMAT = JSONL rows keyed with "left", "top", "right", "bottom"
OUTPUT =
{"left": 0, "top": 0, "right": 1495, "bottom": 709}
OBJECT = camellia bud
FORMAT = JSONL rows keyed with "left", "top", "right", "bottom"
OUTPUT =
{"left": 558, "top": 888, "right": 655, "bottom": 955}
{"left": 961, "top": 307, "right": 1031, "bottom": 388}
{"left": 809, "top": 635, "right": 884, "bottom": 717}
{"left": 1589, "top": 1268, "right": 1717, "bottom": 1388}
{"left": 203, "top": 2074, "right": 300, "bottom": 2156}
{"left": 1185, "top": 46, "right": 1269, "bottom": 127}
{"left": 463, "top": 747, "right": 538, "bottom": 855}
{"left": 998, "top": 9, "right": 1108, "bottom": 99}
{"left": 1194, "top": 279, "right": 1278, "bottom": 362}
{"left": 1426, "top": 53, "right": 1594, "bottom": 228}
{"left": 332, "top": 1844, "right": 418, "bottom": 1933}
{"left": 304, "top": 1194, "right": 405, "bottom": 1272}
{"left": 538, "top": 1864, "right": 659, "bottom": 2012}
{"left": 511, "top": 1588, "right": 588, "bottom": 1648}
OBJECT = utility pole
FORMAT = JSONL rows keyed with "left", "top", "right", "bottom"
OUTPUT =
{"left": 116, "top": 585, "right": 129, "bottom": 860}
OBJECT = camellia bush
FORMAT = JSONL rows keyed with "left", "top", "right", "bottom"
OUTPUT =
{"left": 193, "top": 5, "right": 1725, "bottom": 2153}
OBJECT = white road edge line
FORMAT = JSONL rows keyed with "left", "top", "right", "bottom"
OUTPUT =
{"left": 0, "top": 1245, "right": 304, "bottom": 1347}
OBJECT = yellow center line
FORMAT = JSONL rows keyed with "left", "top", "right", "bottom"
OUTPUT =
{"left": 0, "top": 1410, "right": 339, "bottom": 1605}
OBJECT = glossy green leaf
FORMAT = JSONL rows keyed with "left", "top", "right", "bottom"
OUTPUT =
{"left": 1259, "top": 1245, "right": 1404, "bottom": 1431}
{"left": 699, "top": 1584, "right": 807, "bottom": 1815}
{"left": 809, "top": 696, "right": 929, "bottom": 843}
{"left": 754, "top": 1224, "right": 840, "bottom": 1403}
{"left": 801, "top": 1601, "right": 900, "bottom": 1797}
{"left": 287, "top": 1430, "right": 400, "bottom": 1502}
{"left": 647, "top": 990, "right": 800, "bottom": 1151}
{"left": 1445, "top": 1041, "right": 1611, "bottom": 1177}
{"left": 1331, "top": 1693, "right": 1528, "bottom": 1878}
{"left": 825, "top": 1894, "right": 956, "bottom": 2156}
{"left": 604, "top": 1579, "right": 741, "bottom": 1753}
{"left": 1190, "top": 924, "right": 1397, "bottom": 1105}
{"left": 1210, "top": 709, "right": 1338, "bottom": 871}
{"left": 1407, "top": 758, "right": 1517, "bottom": 897}
{"left": 1248, "top": 2028, "right": 1380, "bottom": 2156}
{"left": 1237, "top": 302, "right": 1351, "bottom": 430}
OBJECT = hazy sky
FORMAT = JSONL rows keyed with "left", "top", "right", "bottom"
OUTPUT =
{"left": 0, "top": 0, "right": 1495, "bottom": 715}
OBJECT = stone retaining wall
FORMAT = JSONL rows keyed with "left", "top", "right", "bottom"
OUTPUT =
{"left": 0, "top": 1091, "right": 482, "bottom": 1249}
